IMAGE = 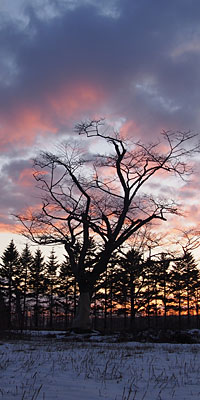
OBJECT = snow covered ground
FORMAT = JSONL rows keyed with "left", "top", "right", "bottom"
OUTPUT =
{"left": 0, "top": 334, "right": 200, "bottom": 399}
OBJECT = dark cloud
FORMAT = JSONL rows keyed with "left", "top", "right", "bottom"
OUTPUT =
{"left": 0, "top": 159, "right": 36, "bottom": 226}
{"left": 0, "top": 0, "right": 200, "bottom": 228}
{"left": 2, "top": 159, "right": 32, "bottom": 182}
{"left": 0, "top": 0, "right": 199, "bottom": 128}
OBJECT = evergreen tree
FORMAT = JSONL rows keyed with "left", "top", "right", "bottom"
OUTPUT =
{"left": 0, "top": 286, "right": 8, "bottom": 330}
{"left": 0, "top": 240, "right": 20, "bottom": 328}
{"left": 116, "top": 249, "right": 147, "bottom": 329}
{"left": 170, "top": 251, "right": 199, "bottom": 329}
{"left": 58, "top": 260, "right": 75, "bottom": 328}
{"left": 45, "top": 249, "right": 59, "bottom": 328}
{"left": 101, "top": 261, "right": 117, "bottom": 330}
{"left": 153, "top": 254, "right": 171, "bottom": 328}
{"left": 28, "top": 249, "right": 46, "bottom": 328}
{"left": 20, "top": 244, "right": 33, "bottom": 330}
{"left": 140, "top": 257, "right": 158, "bottom": 327}
{"left": 181, "top": 251, "right": 199, "bottom": 327}
{"left": 169, "top": 260, "right": 185, "bottom": 329}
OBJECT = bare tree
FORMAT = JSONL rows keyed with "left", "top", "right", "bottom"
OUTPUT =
{"left": 17, "top": 120, "right": 200, "bottom": 331}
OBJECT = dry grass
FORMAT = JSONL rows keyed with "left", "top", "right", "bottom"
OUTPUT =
{"left": 0, "top": 338, "right": 200, "bottom": 399}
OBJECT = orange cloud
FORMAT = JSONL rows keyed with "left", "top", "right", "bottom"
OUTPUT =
{"left": 0, "top": 220, "right": 20, "bottom": 233}
{"left": 0, "top": 107, "right": 56, "bottom": 149}
{"left": 119, "top": 120, "right": 140, "bottom": 140}
{"left": 18, "top": 168, "right": 35, "bottom": 187}
{"left": 0, "top": 83, "right": 105, "bottom": 150}
{"left": 48, "top": 84, "right": 103, "bottom": 117}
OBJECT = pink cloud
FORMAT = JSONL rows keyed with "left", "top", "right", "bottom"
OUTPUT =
{"left": 119, "top": 120, "right": 140, "bottom": 140}
{"left": 18, "top": 168, "right": 34, "bottom": 187}
{"left": 0, "top": 219, "right": 20, "bottom": 233}
{"left": 0, "top": 83, "right": 105, "bottom": 150}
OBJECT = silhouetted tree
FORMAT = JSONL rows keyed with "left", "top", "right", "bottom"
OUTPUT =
{"left": 169, "top": 260, "right": 185, "bottom": 329}
{"left": 139, "top": 257, "right": 157, "bottom": 326}
{"left": 28, "top": 249, "right": 46, "bottom": 328}
{"left": 58, "top": 260, "right": 75, "bottom": 328}
{"left": 0, "top": 240, "right": 20, "bottom": 328}
{"left": 169, "top": 251, "right": 199, "bottom": 329}
{"left": 115, "top": 249, "right": 146, "bottom": 329}
{"left": 17, "top": 120, "right": 200, "bottom": 331}
{"left": 180, "top": 251, "right": 199, "bottom": 327}
{"left": 45, "top": 249, "right": 59, "bottom": 328}
{"left": 0, "top": 286, "right": 8, "bottom": 330}
{"left": 20, "top": 244, "right": 33, "bottom": 330}
{"left": 154, "top": 254, "right": 171, "bottom": 328}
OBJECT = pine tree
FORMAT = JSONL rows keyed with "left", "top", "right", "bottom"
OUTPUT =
{"left": 0, "top": 286, "right": 8, "bottom": 330}
{"left": 169, "top": 260, "right": 185, "bottom": 329}
{"left": 58, "top": 260, "right": 75, "bottom": 329}
{"left": 170, "top": 251, "right": 199, "bottom": 329}
{"left": 140, "top": 257, "right": 158, "bottom": 327}
{"left": 102, "top": 261, "right": 118, "bottom": 331}
{"left": 153, "top": 254, "right": 171, "bottom": 328}
{"left": 181, "top": 251, "right": 199, "bottom": 327}
{"left": 20, "top": 244, "right": 33, "bottom": 330}
{"left": 0, "top": 240, "right": 20, "bottom": 328}
{"left": 45, "top": 249, "right": 59, "bottom": 328}
{"left": 28, "top": 249, "right": 46, "bottom": 328}
{"left": 116, "top": 249, "right": 146, "bottom": 330}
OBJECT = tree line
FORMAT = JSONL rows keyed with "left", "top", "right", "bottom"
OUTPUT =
{"left": 0, "top": 239, "right": 199, "bottom": 331}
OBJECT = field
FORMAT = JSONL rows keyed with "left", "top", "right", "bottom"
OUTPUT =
{"left": 0, "top": 332, "right": 200, "bottom": 400}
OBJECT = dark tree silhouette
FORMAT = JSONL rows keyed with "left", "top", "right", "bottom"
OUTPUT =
{"left": 20, "top": 244, "right": 33, "bottom": 330}
{"left": 114, "top": 249, "right": 146, "bottom": 329}
{"left": 45, "top": 249, "right": 59, "bottom": 328}
{"left": 0, "top": 240, "right": 20, "bottom": 328}
{"left": 58, "top": 260, "right": 75, "bottom": 329}
{"left": 17, "top": 120, "right": 200, "bottom": 331}
{"left": 28, "top": 249, "right": 46, "bottom": 328}
{"left": 0, "top": 285, "right": 8, "bottom": 330}
{"left": 153, "top": 254, "right": 171, "bottom": 328}
{"left": 178, "top": 251, "right": 199, "bottom": 327}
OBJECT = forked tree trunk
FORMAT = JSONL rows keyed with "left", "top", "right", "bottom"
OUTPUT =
{"left": 72, "top": 292, "right": 92, "bottom": 332}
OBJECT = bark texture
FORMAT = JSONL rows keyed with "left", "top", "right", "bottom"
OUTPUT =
{"left": 72, "top": 292, "right": 92, "bottom": 331}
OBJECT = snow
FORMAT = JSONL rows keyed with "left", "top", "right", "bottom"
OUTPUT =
{"left": 1, "top": 334, "right": 200, "bottom": 399}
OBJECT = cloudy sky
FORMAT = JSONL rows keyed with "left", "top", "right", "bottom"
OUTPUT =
{"left": 0, "top": 0, "right": 200, "bottom": 255}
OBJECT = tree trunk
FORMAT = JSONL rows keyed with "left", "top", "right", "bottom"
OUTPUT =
{"left": 64, "top": 286, "right": 68, "bottom": 329}
{"left": 187, "top": 288, "right": 190, "bottom": 328}
{"left": 35, "top": 292, "right": 39, "bottom": 328}
{"left": 104, "top": 269, "right": 108, "bottom": 330}
{"left": 71, "top": 292, "right": 92, "bottom": 332}
{"left": 8, "top": 276, "right": 12, "bottom": 329}
{"left": 22, "top": 267, "right": 28, "bottom": 331}
{"left": 196, "top": 289, "right": 199, "bottom": 329}
{"left": 164, "top": 278, "right": 167, "bottom": 330}
{"left": 130, "top": 280, "right": 135, "bottom": 331}
{"left": 49, "top": 286, "right": 53, "bottom": 328}
{"left": 178, "top": 292, "right": 181, "bottom": 330}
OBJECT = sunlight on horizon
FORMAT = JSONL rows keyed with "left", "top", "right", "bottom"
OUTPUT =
{"left": 0, "top": 232, "right": 65, "bottom": 261}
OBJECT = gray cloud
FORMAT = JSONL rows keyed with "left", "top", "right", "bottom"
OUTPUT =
{"left": 1, "top": 0, "right": 200, "bottom": 133}
{"left": 1, "top": 0, "right": 200, "bottom": 227}
{"left": 0, "top": 159, "right": 37, "bottom": 225}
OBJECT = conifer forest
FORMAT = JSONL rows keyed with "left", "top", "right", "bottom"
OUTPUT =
{"left": 1, "top": 239, "right": 200, "bottom": 332}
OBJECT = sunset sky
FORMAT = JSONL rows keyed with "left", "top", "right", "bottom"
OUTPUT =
{"left": 0, "top": 0, "right": 200, "bottom": 257}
